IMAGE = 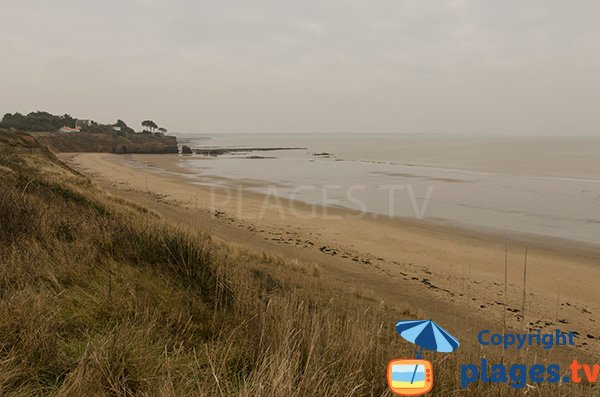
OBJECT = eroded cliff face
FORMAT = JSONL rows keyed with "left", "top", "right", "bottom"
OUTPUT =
{"left": 33, "top": 131, "right": 178, "bottom": 154}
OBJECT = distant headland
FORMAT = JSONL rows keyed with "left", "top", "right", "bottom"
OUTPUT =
{"left": 0, "top": 111, "right": 178, "bottom": 154}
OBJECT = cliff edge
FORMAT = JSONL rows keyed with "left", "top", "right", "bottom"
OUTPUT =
{"left": 32, "top": 130, "right": 178, "bottom": 154}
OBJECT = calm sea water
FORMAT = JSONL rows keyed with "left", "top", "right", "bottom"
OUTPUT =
{"left": 175, "top": 133, "right": 600, "bottom": 245}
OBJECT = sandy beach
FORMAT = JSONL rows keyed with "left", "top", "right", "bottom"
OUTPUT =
{"left": 62, "top": 152, "right": 600, "bottom": 358}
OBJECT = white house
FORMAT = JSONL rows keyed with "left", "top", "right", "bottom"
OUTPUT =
{"left": 58, "top": 126, "right": 80, "bottom": 133}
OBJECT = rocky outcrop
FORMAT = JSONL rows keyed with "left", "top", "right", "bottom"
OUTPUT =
{"left": 33, "top": 131, "right": 178, "bottom": 154}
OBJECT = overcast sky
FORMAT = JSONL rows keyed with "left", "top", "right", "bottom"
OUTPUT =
{"left": 1, "top": 0, "right": 599, "bottom": 134}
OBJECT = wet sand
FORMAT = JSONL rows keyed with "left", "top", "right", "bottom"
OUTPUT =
{"left": 61, "top": 152, "right": 600, "bottom": 358}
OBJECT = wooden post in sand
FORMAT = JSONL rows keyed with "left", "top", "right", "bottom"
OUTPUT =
{"left": 521, "top": 247, "right": 528, "bottom": 332}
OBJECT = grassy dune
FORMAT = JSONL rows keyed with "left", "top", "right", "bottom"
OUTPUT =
{"left": 0, "top": 129, "right": 595, "bottom": 396}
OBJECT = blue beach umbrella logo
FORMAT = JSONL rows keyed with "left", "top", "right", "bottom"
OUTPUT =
{"left": 395, "top": 319, "right": 459, "bottom": 357}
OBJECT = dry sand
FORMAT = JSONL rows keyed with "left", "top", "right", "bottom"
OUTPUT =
{"left": 61, "top": 152, "right": 600, "bottom": 358}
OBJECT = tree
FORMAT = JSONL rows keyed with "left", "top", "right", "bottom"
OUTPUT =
{"left": 157, "top": 127, "right": 167, "bottom": 135}
{"left": 141, "top": 120, "right": 158, "bottom": 133}
{"left": 114, "top": 119, "right": 135, "bottom": 134}
{"left": 62, "top": 114, "right": 75, "bottom": 128}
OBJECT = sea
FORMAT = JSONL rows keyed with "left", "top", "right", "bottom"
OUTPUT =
{"left": 174, "top": 133, "right": 600, "bottom": 246}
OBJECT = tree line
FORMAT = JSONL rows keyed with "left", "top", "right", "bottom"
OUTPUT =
{"left": 1, "top": 111, "right": 75, "bottom": 132}
{"left": 0, "top": 111, "right": 168, "bottom": 135}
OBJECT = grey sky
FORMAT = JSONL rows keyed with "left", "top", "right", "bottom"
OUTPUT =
{"left": 1, "top": 0, "right": 599, "bottom": 134}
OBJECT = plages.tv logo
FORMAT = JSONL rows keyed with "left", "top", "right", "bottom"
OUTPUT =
{"left": 387, "top": 320, "right": 460, "bottom": 396}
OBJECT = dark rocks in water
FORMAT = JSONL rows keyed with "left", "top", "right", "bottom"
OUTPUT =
{"left": 194, "top": 147, "right": 306, "bottom": 156}
{"left": 313, "top": 152, "right": 332, "bottom": 156}
{"left": 181, "top": 145, "right": 193, "bottom": 154}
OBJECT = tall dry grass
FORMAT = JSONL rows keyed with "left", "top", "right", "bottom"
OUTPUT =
{"left": 0, "top": 129, "right": 596, "bottom": 396}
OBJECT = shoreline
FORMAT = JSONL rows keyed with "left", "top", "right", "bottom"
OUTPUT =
{"left": 127, "top": 152, "right": 600, "bottom": 260}
{"left": 61, "top": 152, "right": 600, "bottom": 358}
{"left": 169, "top": 150, "right": 600, "bottom": 246}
